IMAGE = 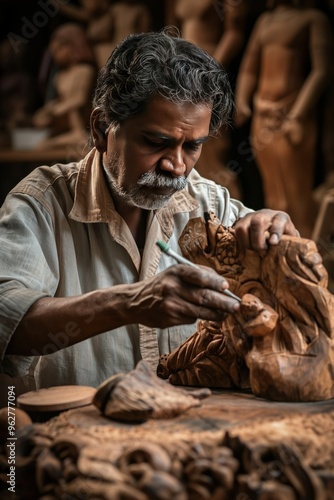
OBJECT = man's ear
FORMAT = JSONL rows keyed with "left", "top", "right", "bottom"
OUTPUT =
{"left": 90, "top": 107, "right": 107, "bottom": 152}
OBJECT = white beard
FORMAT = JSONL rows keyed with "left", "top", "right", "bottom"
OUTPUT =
{"left": 103, "top": 161, "right": 187, "bottom": 210}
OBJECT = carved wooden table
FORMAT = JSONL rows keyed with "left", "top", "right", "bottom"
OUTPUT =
{"left": 3, "top": 389, "right": 333, "bottom": 499}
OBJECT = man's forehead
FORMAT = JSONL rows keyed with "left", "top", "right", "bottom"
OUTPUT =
{"left": 126, "top": 95, "right": 212, "bottom": 133}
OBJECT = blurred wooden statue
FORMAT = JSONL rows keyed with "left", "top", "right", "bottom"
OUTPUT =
{"left": 32, "top": 23, "right": 96, "bottom": 150}
{"left": 234, "top": 0, "right": 334, "bottom": 237}
{"left": 172, "top": 0, "right": 250, "bottom": 199}
{"left": 0, "top": 40, "right": 36, "bottom": 146}
{"left": 157, "top": 212, "right": 334, "bottom": 402}
{"left": 174, "top": 0, "right": 248, "bottom": 66}
{"left": 59, "top": 0, "right": 151, "bottom": 69}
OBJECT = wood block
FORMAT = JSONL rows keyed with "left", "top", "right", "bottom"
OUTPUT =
{"left": 17, "top": 385, "right": 96, "bottom": 413}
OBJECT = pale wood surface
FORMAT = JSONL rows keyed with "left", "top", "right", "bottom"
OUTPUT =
{"left": 17, "top": 385, "right": 96, "bottom": 412}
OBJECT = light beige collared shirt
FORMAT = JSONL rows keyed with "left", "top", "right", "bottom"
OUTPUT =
{"left": 0, "top": 149, "right": 251, "bottom": 389}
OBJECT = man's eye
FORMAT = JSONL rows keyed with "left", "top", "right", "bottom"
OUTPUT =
{"left": 144, "top": 138, "right": 165, "bottom": 148}
{"left": 185, "top": 143, "right": 201, "bottom": 152}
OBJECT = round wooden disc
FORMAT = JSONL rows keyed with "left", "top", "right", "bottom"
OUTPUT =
{"left": 17, "top": 385, "right": 96, "bottom": 412}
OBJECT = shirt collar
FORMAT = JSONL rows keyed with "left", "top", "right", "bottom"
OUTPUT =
{"left": 69, "top": 148, "right": 199, "bottom": 223}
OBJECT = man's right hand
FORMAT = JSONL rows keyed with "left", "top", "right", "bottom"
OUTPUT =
{"left": 126, "top": 264, "right": 240, "bottom": 328}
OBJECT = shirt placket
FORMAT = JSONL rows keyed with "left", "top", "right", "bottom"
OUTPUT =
{"left": 137, "top": 210, "right": 173, "bottom": 369}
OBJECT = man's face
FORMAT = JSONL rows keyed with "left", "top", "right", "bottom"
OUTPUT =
{"left": 101, "top": 95, "right": 212, "bottom": 210}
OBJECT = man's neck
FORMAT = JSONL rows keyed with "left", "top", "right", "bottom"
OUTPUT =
{"left": 111, "top": 193, "right": 149, "bottom": 249}
{"left": 121, "top": 205, "right": 149, "bottom": 249}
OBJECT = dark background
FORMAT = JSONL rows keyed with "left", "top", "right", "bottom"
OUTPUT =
{"left": 0, "top": 0, "right": 333, "bottom": 207}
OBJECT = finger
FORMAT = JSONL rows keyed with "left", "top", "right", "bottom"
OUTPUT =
{"left": 180, "top": 285, "right": 241, "bottom": 312}
{"left": 167, "top": 299, "right": 237, "bottom": 325}
{"left": 267, "top": 212, "right": 300, "bottom": 244}
{"left": 236, "top": 211, "right": 272, "bottom": 252}
{"left": 166, "top": 266, "right": 240, "bottom": 310}
{"left": 170, "top": 264, "right": 230, "bottom": 293}
{"left": 235, "top": 210, "right": 299, "bottom": 252}
{"left": 248, "top": 215, "right": 270, "bottom": 252}
{"left": 235, "top": 229, "right": 250, "bottom": 252}
{"left": 194, "top": 305, "right": 234, "bottom": 322}
{"left": 233, "top": 218, "right": 251, "bottom": 250}
{"left": 234, "top": 212, "right": 269, "bottom": 251}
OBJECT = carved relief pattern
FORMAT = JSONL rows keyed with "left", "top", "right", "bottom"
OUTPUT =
{"left": 157, "top": 213, "right": 334, "bottom": 402}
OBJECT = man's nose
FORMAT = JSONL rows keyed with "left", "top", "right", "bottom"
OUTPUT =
{"left": 160, "top": 150, "right": 186, "bottom": 177}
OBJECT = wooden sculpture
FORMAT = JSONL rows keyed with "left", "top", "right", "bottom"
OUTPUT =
{"left": 157, "top": 212, "right": 334, "bottom": 402}
{"left": 59, "top": 0, "right": 151, "bottom": 69}
{"left": 32, "top": 23, "right": 96, "bottom": 150}
{"left": 234, "top": 0, "right": 334, "bottom": 237}
{"left": 173, "top": 0, "right": 249, "bottom": 66}
{"left": 93, "top": 359, "right": 211, "bottom": 422}
{"left": 0, "top": 40, "right": 35, "bottom": 138}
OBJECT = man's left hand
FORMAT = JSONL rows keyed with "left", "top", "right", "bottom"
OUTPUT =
{"left": 234, "top": 209, "right": 299, "bottom": 253}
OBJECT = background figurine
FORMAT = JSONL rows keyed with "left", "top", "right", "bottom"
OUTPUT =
{"left": 0, "top": 40, "right": 36, "bottom": 147}
{"left": 172, "top": 0, "right": 250, "bottom": 199}
{"left": 32, "top": 23, "right": 96, "bottom": 150}
{"left": 234, "top": 0, "right": 333, "bottom": 237}
{"left": 59, "top": 0, "right": 151, "bottom": 69}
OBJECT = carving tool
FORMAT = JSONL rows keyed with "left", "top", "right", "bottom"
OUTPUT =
{"left": 156, "top": 240, "right": 241, "bottom": 302}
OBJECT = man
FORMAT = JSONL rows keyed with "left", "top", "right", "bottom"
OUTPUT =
{"left": 0, "top": 30, "right": 297, "bottom": 390}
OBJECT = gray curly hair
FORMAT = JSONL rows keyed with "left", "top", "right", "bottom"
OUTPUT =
{"left": 92, "top": 28, "right": 233, "bottom": 135}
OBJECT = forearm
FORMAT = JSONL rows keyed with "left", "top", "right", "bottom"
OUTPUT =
{"left": 290, "top": 15, "right": 333, "bottom": 119}
{"left": 288, "top": 71, "right": 330, "bottom": 120}
{"left": 234, "top": 72, "right": 257, "bottom": 126}
{"left": 213, "top": 30, "right": 245, "bottom": 67}
{"left": 53, "top": 71, "right": 95, "bottom": 117}
{"left": 233, "top": 17, "right": 263, "bottom": 125}
{"left": 6, "top": 285, "right": 133, "bottom": 356}
{"left": 5, "top": 264, "right": 242, "bottom": 357}
{"left": 52, "top": 96, "right": 87, "bottom": 116}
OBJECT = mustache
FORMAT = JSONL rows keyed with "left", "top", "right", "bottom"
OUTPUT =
{"left": 137, "top": 172, "right": 187, "bottom": 191}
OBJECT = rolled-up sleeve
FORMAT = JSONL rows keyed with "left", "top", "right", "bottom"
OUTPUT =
{"left": 0, "top": 193, "right": 60, "bottom": 375}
